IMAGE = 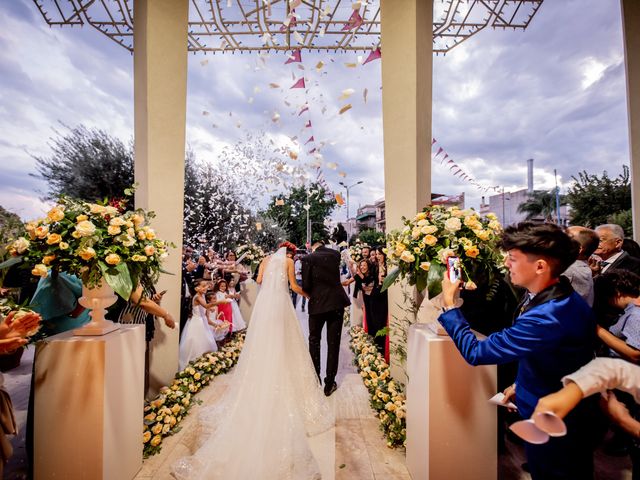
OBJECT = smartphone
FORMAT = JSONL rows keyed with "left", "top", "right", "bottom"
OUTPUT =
{"left": 158, "top": 290, "right": 168, "bottom": 296}
{"left": 447, "top": 256, "right": 462, "bottom": 282}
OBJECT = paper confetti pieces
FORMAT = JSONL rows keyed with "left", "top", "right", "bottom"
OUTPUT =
{"left": 345, "top": 62, "right": 358, "bottom": 68}
{"left": 275, "top": 199, "right": 285, "bottom": 206}
{"left": 338, "top": 171, "right": 347, "bottom": 177}
{"left": 202, "top": 111, "right": 210, "bottom": 116}
{"left": 326, "top": 162, "right": 338, "bottom": 170}
{"left": 339, "top": 88, "right": 355, "bottom": 100}
{"left": 285, "top": 50, "right": 302, "bottom": 64}
{"left": 271, "top": 112, "right": 281, "bottom": 122}
{"left": 200, "top": 59, "right": 209, "bottom": 66}
{"left": 288, "top": 150, "right": 299, "bottom": 160}
{"left": 363, "top": 88, "right": 368, "bottom": 103}
{"left": 269, "top": 83, "right": 281, "bottom": 89}
{"left": 290, "top": 77, "right": 306, "bottom": 89}
{"left": 339, "top": 104, "right": 353, "bottom": 115}
{"left": 315, "top": 61, "right": 325, "bottom": 72}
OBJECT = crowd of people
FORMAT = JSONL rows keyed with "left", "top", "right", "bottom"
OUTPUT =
{"left": 439, "top": 221, "right": 640, "bottom": 480}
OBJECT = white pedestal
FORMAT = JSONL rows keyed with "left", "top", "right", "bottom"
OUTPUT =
{"left": 34, "top": 325, "right": 145, "bottom": 480}
{"left": 406, "top": 324, "right": 497, "bottom": 480}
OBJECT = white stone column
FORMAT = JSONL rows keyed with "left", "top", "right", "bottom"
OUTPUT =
{"left": 133, "top": 0, "right": 189, "bottom": 394}
{"left": 380, "top": 0, "right": 433, "bottom": 380}
{"left": 621, "top": 0, "right": 640, "bottom": 240}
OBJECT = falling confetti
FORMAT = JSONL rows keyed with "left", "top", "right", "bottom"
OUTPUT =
{"left": 269, "top": 83, "right": 281, "bottom": 89}
{"left": 339, "top": 104, "right": 353, "bottom": 115}
{"left": 363, "top": 88, "right": 369, "bottom": 103}
{"left": 202, "top": 111, "right": 210, "bottom": 116}
{"left": 339, "top": 88, "right": 355, "bottom": 100}
{"left": 200, "top": 59, "right": 209, "bottom": 66}
{"left": 345, "top": 62, "right": 358, "bottom": 68}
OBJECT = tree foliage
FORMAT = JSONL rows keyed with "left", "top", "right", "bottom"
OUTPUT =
{"left": 355, "top": 228, "right": 386, "bottom": 247}
{"left": 566, "top": 166, "right": 631, "bottom": 228}
{"left": 517, "top": 189, "right": 565, "bottom": 222}
{"left": 31, "top": 125, "right": 134, "bottom": 201}
{"left": 262, "top": 182, "right": 337, "bottom": 247}
{"left": 0, "top": 206, "right": 24, "bottom": 285}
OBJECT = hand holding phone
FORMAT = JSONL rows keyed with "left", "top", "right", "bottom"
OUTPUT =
{"left": 447, "top": 256, "right": 462, "bottom": 283}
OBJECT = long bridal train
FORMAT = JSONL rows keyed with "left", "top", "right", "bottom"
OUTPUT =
{"left": 173, "top": 248, "right": 334, "bottom": 480}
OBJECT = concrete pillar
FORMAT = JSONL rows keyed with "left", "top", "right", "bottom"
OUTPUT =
{"left": 133, "top": 0, "right": 189, "bottom": 395}
{"left": 380, "top": 0, "right": 433, "bottom": 380}
{"left": 621, "top": 0, "right": 640, "bottom": 240}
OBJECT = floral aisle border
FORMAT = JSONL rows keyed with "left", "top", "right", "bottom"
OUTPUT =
{"left": 349, "top": 326, "right": 406, "bottom": 448}
{"left": 142, "top": 333, "right": 245, "bottom": 457}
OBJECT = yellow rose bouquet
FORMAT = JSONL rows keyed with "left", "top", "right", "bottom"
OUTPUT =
{"left": 235, "top": 242, "right": 265, "bottom": 272}
{"left": 4, "top": 189, "right": 171, "bottom": 300}
{"left": 383, "top": 205, "right": 504, "bottom": 297}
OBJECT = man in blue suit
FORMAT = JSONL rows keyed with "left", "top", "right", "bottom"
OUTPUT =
{"left": 439, "top": 222, "right": 599, "bottom": 480}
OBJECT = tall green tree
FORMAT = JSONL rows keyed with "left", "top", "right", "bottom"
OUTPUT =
{"left": 262, "top": 183, "right": 337, "bottom": 247}
{"left": 31, "top": 125, "right": 134, "bottom": 201}
{"left": 356, "top": 228, "right": 386, "bottom": 247}
{"left": 566, "top": 166, "right": 631, "bottom": 228}
{"left": 517, "top": 189, "right": 565, "bottom": 222}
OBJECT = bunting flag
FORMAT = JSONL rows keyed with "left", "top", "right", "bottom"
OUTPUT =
{"left": 290, "top": 77, "right": 306, "bottom": 89}
{"left": 362, "top": 47, "right": 381, "bottom": 65}
{"left": 342, "top": 9, "right": 363, "bottom": 31}
{"left": 304, "top": 136, "right": 315, "bottom": 145}
{"left": 298, "top": 104, "right": 309, "bottom": 115}
{"left": 285, "top": 50, "right": 302, "bottom": 64}
{"left": 304, "top": 120, "right": 312, "bottom": 128}
{"left": 431, "top": 137, "right": 502, "bottom": 193}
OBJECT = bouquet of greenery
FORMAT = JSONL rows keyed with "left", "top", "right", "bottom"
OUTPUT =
{"left": 383, "top": 205, "right": 504, "bottom": 297}
{"left": 5, "top": 189, "right": 171, "bottom": 300}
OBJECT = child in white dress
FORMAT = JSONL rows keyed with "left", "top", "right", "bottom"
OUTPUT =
{"left": 179, "top": 280, "right": 220, "bottom": 370}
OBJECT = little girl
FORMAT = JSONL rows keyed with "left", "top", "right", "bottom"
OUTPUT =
{"left": 179, "top": 280, "right": 222, "bottom": 370}
{"left": 226, "top": 279, "right": 247, "bottom": 332}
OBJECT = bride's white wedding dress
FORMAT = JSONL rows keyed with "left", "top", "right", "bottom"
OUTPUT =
{"left": 173, "top": 248, "right": 334, "bottom": 480}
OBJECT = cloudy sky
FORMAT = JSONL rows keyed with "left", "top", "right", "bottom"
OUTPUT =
{"left": 0, "top": 0, "right": 630, "bottom": 223}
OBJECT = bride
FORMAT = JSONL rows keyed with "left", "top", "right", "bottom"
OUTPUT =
{"left": 173, "top": 245, "right": 334, "bottom": 480}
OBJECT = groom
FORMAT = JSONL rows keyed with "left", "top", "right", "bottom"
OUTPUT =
{"left": 302, "top": 239, "right": 351, "bottom": 396}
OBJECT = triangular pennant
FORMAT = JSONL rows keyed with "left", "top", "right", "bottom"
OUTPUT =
{"left": 305, "top": 120, "right": 312, "bottom": 128}
{"left": 305, "top": 136, "right": 315, "bottom": 145}
{"left": 362, "top": 47, "right": 381, "bottom": 65}
{"left": 285, "top": 50, "right": 302, "bottom": 64}
{"left": 342, "top": 9, "right": 363, "bottom": 31}
{"left": 433, "top": 147, "right": 444, "bottom": 158}
{"left": 290, "top": 77, "right": 306, "bottom": 89}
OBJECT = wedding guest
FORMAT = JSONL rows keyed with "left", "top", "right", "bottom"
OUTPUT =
{"left": 343, "top": 259, "right": 375, "bottom": 333}
{"left": 111, "top": 284, "right": 176, "bottom": 396}
{"left": 624, "top": 238, "right": 640, "bottom": 259}
{"left": 194, "top": 255, "right": 207, "bottom": 279}
{"left": 221, "top": 251, "right": 242, "bottom": 292}
{"left": 562, "top": 226, "right": 598, "bottom": 306}
{"left": 439, "top": 222, "right": 599, "bottom": 480}
{"left": 180, "top": 280, "right": 224, "bottom": 369}
{"left": 294, "top": 255, "right": 306, "bottom": 312}
{"left": 534, "top": 357, "right": 640, "bottom": 477}
{"left": 368, "top": 247, "right": 389, "bottom": 355}
{"left": 593, "top": 270, "right": 640, "bottom": 363}
{"left": 214, "top": 279, "right": 245, "bottom": 332}
{"left": 590, "top": 224, "right": 640, "bottom": 277}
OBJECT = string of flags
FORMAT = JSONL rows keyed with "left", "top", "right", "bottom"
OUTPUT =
{"left": 432, "top": 138, "right": 501, "bottom": 193}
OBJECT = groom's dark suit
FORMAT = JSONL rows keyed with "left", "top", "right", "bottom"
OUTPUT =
{"left": 302, "top": 245, "right": 350, "bottom": 390}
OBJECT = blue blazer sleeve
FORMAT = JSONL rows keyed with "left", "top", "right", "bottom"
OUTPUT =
{"left": 438, "top": 307, "right": 567, "bottom": 366}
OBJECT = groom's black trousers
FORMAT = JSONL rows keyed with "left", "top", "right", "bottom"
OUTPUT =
{"left": 308, "top": 308, "right": 343, "bottom": 385}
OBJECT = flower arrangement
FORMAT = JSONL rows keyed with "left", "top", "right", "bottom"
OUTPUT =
{"left": 349, "top": 241, "right": 368, "bottom": 263}
{"left": 6, "top": 190, "right": 171, "bottom": 300}
{"left": 235, "top": 242, "right": 265, "bottom": 272}
{"left": 383, "top": 206, "right": 504, "bottom": 297}
{"left": 349, "top": 326, "right": 406, "bottom": 448}
{"left": 143, "top": 332, "right": 245, "bottom": 457}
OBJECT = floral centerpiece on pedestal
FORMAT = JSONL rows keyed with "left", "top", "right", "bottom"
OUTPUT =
{"left": 383, "top": 205, "right": 504, "bottom": 298}
{"left": 6, "top": 190, "right": 170, "bottom": 301}
{"left": 235, "top": 242, "right": 265, "bottom": 273}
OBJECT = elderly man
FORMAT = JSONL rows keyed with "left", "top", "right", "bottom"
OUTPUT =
{"left": 562, "top": 226, "right": 599, "bottom": 306}
{"left": 591, "top": 224, "right": 640, "bottom": 276}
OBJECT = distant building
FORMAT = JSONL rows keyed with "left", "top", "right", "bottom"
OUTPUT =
{"left": 375, "top": 197, "right": 386, "bottom": 233}
{"left": 355, "top": 204, "right": 377, "bottom": 232}
{"left": 484, "top": 189, "right": 570, "bottom": 227}
{"left": 432, "top": 193, "right": 465, "bottom": 209}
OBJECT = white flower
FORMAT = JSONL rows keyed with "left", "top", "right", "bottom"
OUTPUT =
{"left": 12, "top": 237, "right": 30, "bottom": 254}
{"left": 75, "top": 220, "right": 97, "bottom": 237}
{"left": 444, "top": 217, "right": 462, "bottom": 232}
{"left": 438, "top": 248, "right": 455, "bottom": 264}
{"left": 399, "top": 251, "right": 415, "bottom": 263}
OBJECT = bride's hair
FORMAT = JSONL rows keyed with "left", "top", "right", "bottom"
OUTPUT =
{"left": 278, "top": 241, "right": 297, "bottom": 256}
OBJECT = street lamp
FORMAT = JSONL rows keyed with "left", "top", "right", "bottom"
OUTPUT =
{"left": 339, "top": 180, "right": 363, "bottom": 241}
{"left": 304, "top": 188, "right": 318, "bottom": 249}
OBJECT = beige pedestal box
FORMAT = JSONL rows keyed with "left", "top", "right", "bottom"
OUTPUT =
{"left": 406, "top": 324, "right": 497, "bottom": 480}
{"left": 34, "top": 325, "right": 145, "bottom": 480}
